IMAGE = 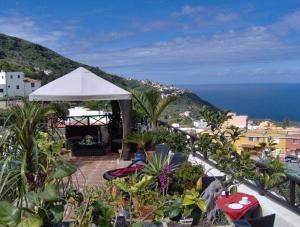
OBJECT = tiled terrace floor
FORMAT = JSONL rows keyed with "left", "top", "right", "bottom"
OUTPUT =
{"left": 69, "top": 153, "right": 132, "bottom": 188}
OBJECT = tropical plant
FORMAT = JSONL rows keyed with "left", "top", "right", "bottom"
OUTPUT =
{"left": 227, "top": 125, "right": 243, "bottom": 143}
{"left": 124, "top": 131, "right": 153, "bottom": 152}
{"left": 112, "top": 175, "right": 154, "bottom": 223}
{"left": 74, "top": 188, "right": 115, "bottom": 227}
{"left": 132, "top": 89, "right": 176, "bottom": 128}
{"left": 0, "top": 102, "right": 77, "bottom": 226}
{"left": 255, "top": 156, "right": 286, "bottom": 190}
{"left": 142, "top": 153, "right": 169, "bottom": 178}
{"left": 175, "top": 163, "right": 204, "bottom": 191}
{"left": 258, "top": 137, "right": 277, "bottom": 158}
{"left": 199, "top": 107, "right": 231, "bottom": 135}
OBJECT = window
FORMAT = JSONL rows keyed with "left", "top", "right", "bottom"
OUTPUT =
{"left": 0, "top": 89, "right": 3, "bottom": 93}
{"left": 16, "top": 85, "right": 19, "bottom": 89}
{"left": 31, "top": 82, "right": 35, "bottom": 87}
{"left": 292, "top": 139, "right": 299, "bottom": 144}
{"left": 8, "top": 85, "right": 10, "bottom": 88}
{"left": 248, "top": 137, "right": 254, "bottom": 142}
{"left": 256, "top": 137, "right": 260, "bottom": 142}
{"left": 17, "top": 75, "right": 20, "bottom": 78}
{"left": 10, "top": 75, "right": 13, "bottom": 79}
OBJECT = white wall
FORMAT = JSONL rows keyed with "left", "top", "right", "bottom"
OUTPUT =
{"left": 0, "top": 71, "right": 41, "bottom": 97}
{"left": 5, "top": 72, "right": 25, "bottom": 97}
{"left": 0, "top": 72, "right": 6, "bottom": 97}
{"left": 188, "top": 153, "right": 300, "bottom": 227}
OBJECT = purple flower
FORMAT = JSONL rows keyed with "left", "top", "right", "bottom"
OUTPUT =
{"left": 163, "top": 164, "right": 172, "bottom": 175}
{"left": 159, "top": 175, "right": 167, "bottom": 189}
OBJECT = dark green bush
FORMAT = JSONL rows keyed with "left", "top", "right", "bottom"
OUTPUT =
{"left": 152, "top": 126, "right": 187, "bottom": 152}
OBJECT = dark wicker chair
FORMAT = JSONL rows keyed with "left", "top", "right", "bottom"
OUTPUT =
{"left": 248, "top": 214, "right": 275, "bottom": 227}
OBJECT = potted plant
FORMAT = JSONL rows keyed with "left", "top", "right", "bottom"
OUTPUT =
{"left": 174, "top": 163, "right": 204, "bottom": 191}
{"left": 133, "top": 187, "right": 161, "bottom": 220}
{"left": 124, "top": 131, "right": 153, "bottom": 160}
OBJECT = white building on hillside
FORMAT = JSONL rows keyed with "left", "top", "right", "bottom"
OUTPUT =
{"left": 0, "top": 71, "right": 41, "bottom": 97}
{"left": 193, "top": 119, "right": 208, "bottom": 129}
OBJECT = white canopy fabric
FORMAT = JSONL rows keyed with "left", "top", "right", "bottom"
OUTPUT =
{"left": 29, "top": 67, "right": 132, "bottom": 101}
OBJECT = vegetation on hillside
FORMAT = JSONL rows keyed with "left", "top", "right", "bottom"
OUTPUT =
{"left": 0, "top": 33, "right": 213, "bottom": 124}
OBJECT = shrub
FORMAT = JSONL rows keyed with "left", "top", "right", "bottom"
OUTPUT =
{"left": 152, "top": 127, "right": 187, "bottom": 152}
{"left": 173, "top": 163, "right": 204, "bottom": 193}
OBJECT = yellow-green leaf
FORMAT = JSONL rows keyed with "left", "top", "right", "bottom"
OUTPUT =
{"left": 196, "top": 199, "right": 206, "bottom": 212}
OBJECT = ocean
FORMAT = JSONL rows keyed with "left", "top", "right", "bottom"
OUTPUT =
{"left": 178, "top": 84, "right": 300, "bottom": 122}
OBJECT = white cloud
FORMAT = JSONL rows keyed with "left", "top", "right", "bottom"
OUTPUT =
{"left": 215, "top": 13, "right": 239, "bottom": 23}
{"left": 270, "top": 10, "right": 300, "bottom": 35}
{"left": 0, "top": 16, "right": 69, "bottom": 46}
{"left": 75, "top": 26, "right": 295, "bottom": 68}
{"left": 171, "top": 5, "right": 207, "bottom": 17}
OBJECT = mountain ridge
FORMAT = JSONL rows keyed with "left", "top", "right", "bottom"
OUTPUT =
{"left": 0, "top": 33, "right": 213, "bottom": 124}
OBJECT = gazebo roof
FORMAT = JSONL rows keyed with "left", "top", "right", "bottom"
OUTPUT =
{"left": 29, "top": 67, "right": 132, "bottom": 101}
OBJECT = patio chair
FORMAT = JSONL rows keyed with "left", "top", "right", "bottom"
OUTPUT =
{"left": 155, "top": 144, "right": 169, "bottom": 160}
{"left": 247, "top": 213, "right": 275, "bottom": 227}
{"left": 234, "top": 214, "right": 275, "bottom": 227}
{"left": 103, "top": 159, "right": 147, "bottom": 181}
{"left": 169, "top": 152, "right": 187, "bottom": 167}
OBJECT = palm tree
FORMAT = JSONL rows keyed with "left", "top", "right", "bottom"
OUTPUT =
{"left": 124, "top": 131, "right": 153, "bottom": 152}
{"left": 227, "top": 125, "right": 243, "bottom": 143}
{"left": 132, "top": 90, "right": 176, "bottom": 129}
{"left": 258, "top": 137, "right": 276, "bottom": 158}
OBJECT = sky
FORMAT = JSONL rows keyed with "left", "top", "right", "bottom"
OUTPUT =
{"left": 1, "top": 0, "right": 300, "bottom": 84}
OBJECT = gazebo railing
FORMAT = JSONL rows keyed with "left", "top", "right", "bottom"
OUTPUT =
{"left": 49, "top": 114, "right": 112, "bottom": 128}
{"left": 158, "top": 120, "right": 300, "bottom": 215}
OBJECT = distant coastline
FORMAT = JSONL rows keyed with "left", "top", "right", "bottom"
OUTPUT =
{"left": 178, "top": 83, "right": 300, "bottom": 122}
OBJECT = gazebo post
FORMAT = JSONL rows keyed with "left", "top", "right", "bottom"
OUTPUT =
{"left": 119, "top": 99, "right": 132, "bottom": 160}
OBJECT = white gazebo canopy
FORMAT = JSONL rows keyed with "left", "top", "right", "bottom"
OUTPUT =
{"left": 29, "top": 67, "right": 132, "bottom": 101}
{"left": 29, "top": 67, "right": 133, "bottom": 160}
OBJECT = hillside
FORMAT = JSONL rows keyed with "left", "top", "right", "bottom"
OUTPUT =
{"left": 0, "top": 33, "right": 213, "bottom": 125}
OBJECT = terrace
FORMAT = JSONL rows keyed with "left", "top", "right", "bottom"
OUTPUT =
{"left": 0, "top": 67, "right": 299, "bottom": 227}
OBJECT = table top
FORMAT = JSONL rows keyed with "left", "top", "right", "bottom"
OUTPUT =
{"left": 216, "top": 192, "right": 259, "bottom": 220}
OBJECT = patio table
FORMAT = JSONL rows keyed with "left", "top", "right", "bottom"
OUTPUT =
{"left": 216, "top": 192, "right": 259, "bottom": 220}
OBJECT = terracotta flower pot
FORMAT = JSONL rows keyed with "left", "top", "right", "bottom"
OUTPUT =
{"left": 132, "top": 198, "right": 155, "bottom": 220}
{"left": 120, "top": 197, "right": 128, "bottom": 208}
{"left": 138, "top": 205, "right": 155, "bottom": 220}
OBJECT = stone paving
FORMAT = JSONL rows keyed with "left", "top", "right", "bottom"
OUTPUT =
{"left": 69, "top": 153, "right": 132, "bottom": 188}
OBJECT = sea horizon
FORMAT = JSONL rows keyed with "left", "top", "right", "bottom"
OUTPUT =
{"left": 177, "top": 83, "right": 300, "bottom": 122}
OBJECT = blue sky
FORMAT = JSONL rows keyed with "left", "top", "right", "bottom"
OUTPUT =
{"left": 1, "top": 0, "right": 300, "bottom": 84}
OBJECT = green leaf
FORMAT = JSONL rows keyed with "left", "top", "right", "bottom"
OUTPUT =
{"left": 196, "top": 199, "right": 206, "bottom": 212}
{"left": 0, "top": 201, "right": 21, "bottom": 226}
{"left": 38, "top": 184, "right": 60, "bottom": 202}
{"left": 17, "top": 215, "right": 43, "bottom": 227}
{"left": 183, "top": 195, "right": 194, "bottom": 206}
{"left": 169, "top": 208, "right": 181, "bottom": 218}
{"left": 49, "top": 205, "right": 64, "bottom": 224}
{"left": 25, "top": 191, "right": 39, "bottom": 205}
{"left": 52, "top": 162, "right": 76, "bottom": 179}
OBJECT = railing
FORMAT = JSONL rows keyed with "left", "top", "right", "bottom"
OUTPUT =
{"left": 158, "top": 120, "right": 300, "bottom": 215}
{"left": 49, "top": 114, "right": 112, "bottom": 128}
